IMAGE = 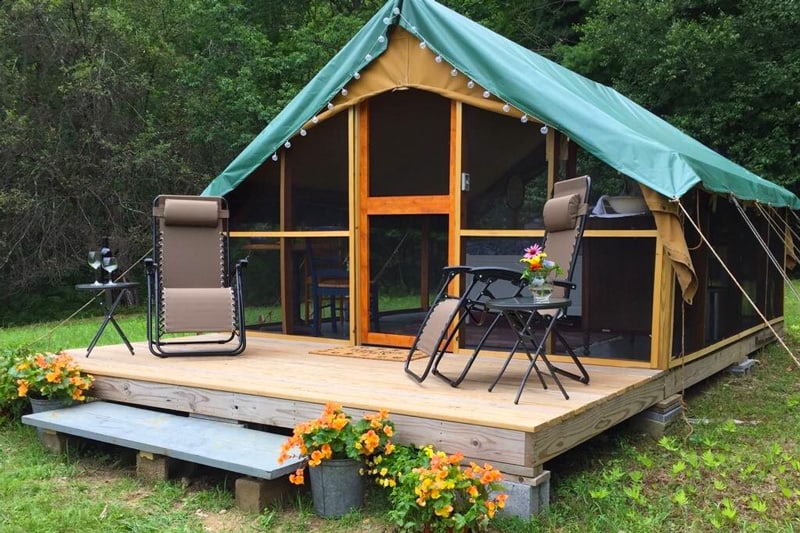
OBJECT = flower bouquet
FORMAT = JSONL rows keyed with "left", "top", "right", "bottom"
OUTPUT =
{"left": 520, "top": 243, "right": 563, "bottom": 302}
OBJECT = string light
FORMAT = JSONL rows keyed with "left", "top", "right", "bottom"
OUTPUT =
{"left": 300, "top": 129, "right": 307, "bottom": 136}
{"left": 482, "top": 90, "right": 491, "bottom": 98}
{"left": 341, "top": 88, "right": 348, "bottom": 96}
{"left": 365, "top": 53, "right": 372, "bottom": 61}
{"left": 378, "top": 35, "right": 385, "bottom": 43}
{"left": 284, "top": 141, "right": 292, "bottom": 149}
{"left": 353, "top": 72, "right": 360, "bottom": 79}
{"left": 393, "top": 7, "right": 400, "bottom": 15}
{"left": 521, "top": 115, "right": 529, "bottom": 123}
{"left": 327, "top": 102, "right": 334, "bottom": 110}
{"left": 311, "top": 116, "right": 319, "bottom": 124}
{"left": 383, "top": 17, "right": 391, "bottom": 24}
{"left": 502, "top": 103, "right": 510, "bottom": 112}
{"left": 467, "top": 80, "right": 475, "bottom": 89}
{"left": 540, "top": 125, "right": 549, "bottom": 135}
{"left": 450, "top": 68, "right": 458, "bottom": 77}
{"left": 271, "top": 153, "right": 278, "bottom": 161}
{"left": 434, "top": 55, "right": 443, "bottom": 63}
{"left": 419, "top": 42, "right": 427, "bottom": 49}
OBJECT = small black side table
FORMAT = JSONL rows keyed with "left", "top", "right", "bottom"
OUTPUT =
{"left": 486, "top": 296, "right": 579, "bottom": 403}
{"left": 75, "top": 282, "right": 138, "bottom": 357}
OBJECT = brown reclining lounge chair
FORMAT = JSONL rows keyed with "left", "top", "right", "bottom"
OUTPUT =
{"left": 145, "top": 195, "right": 247, "bottom": 357}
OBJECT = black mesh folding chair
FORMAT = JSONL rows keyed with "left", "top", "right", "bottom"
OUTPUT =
{"left": 403, "top": 266, "right": 526, "bottom": 384}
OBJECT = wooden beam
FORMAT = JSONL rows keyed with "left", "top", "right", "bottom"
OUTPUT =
{"left": 364, "top": 195, "right": 450, "bottom": 214}
{"left": 652, "top": 233, "right": 675, "bottom": 370}
{"left": 90, "top": 378, "right": 530, "bottom": 467}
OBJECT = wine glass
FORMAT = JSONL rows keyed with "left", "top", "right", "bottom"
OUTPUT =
{"left": 102, "top": 256, "right": 118, "bottom": 284}
{"left": 87, "top": 250, "right": 102, "bottom": 285}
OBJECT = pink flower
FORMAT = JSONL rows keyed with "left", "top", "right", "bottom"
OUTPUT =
{"left": 523, "top": 243, "right": 542, "bottom": 258}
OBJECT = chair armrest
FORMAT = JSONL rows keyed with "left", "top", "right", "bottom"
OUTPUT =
{"left": 553, "top": 280, "right": 577, "bottom": 290}
{"left": 442, "top": 265, "right": 473, "bottom": 276}
{"left": 470, "top": 266, "right": 523, "bottom": 283}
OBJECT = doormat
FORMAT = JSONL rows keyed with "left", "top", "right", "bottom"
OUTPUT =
{"left": 309, "top": 345, "right": 426, "bottom": 362}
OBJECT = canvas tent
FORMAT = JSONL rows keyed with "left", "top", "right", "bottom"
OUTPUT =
{"left": 203, "top": 0, "right": 799, "bottom": 306}
{"left": 202, "top": 0, "right": 797, "bottom": 366}
{"left": 203, "top": 0, "right": 799, "bottom": 209}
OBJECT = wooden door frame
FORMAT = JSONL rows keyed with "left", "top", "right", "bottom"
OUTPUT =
{"left": 355, "top": 100, "right": 460, "bottom": 346}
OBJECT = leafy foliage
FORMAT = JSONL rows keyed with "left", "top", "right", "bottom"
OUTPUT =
{"left": 1, "top": 0, "right": 796, "bottom": 325}
{"left": 557, "top": 0, "right": 800, "bottom": 193}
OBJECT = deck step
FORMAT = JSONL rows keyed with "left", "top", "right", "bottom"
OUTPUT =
{"left": 22, "top": 401, "right": 302, "bottom": 480}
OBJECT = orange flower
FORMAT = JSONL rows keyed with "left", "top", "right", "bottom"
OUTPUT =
{"left": 16, "top": 379, "right": 29, "bottom": 397}
{"left": 288, "top": 468, "right": 304, "bottom": 485}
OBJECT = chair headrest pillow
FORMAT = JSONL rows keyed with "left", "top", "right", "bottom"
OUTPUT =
{"left": 543, "top": 193, "right": 580, "bottom": 232}
{"left": 163, "top": 198, "right": 220, "bottom": 227}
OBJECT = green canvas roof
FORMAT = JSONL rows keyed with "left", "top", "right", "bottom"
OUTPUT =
{"left": 202, "top": 0, "right": 800, "bottom": 210}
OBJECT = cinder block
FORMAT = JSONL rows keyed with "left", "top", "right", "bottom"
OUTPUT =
{"left": 234, "top": 476, "right": 295, "bottom": 513}
{"left": 137, "top": 451, "right": 170, "bottom": 481}
{"left": 498, "top": 470, "right": 551, "bottom": 518}
{"left": 40, "top": 430, "right": 68, "bottom": 454}
{"left": 632, "top": 403, "right": 683, "bottom": 438}
{"left": 727, "top": 358, "right": 756, "bottom": 377}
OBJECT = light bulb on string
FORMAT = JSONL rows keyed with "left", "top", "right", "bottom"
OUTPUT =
{"left": 383, "top": 17, "right": 391, "bottom": 24}
{"left": 520, "top": 115, "right": 529, "bottom": 123}
{"left": 482, "top": 90, "right": 490, "bottom": 98}
{"left": 327, "top": 102, "right": 334, "bottom": 110}
{"left": 467, "top": 80, "right": 475, "bottom": 89}
{"left": 419, "top": 41, "right": 427, "bottom": 50}
{"left": 540, "top": 125, "right": 549, "bottom": 135}
{"left": 378, "top": 35, "right": 385, "bottom": 43}
{"left": 341, "top": 88, "right": 348, "bottom": 96}
{"left": 502, "top": 103, "right": 510, "bottom": 113}
{"left": 271, "top": 153, "right": 278, "bottom": 161}
{"left": 393, "top": 7, "right": 400, "bottom": 15}
{"left": 300, "top": 129, "right": 307, "bottom": 137}
{"left": 284, "top": 141, "right": 291, "bottom": 149}
{"left": 311, "top": 116, "right": 319, "bottom": 124}
{"left": 434, "top": 55, "right": 443, "bottom": 63}
{"left": 450, "top": 68, "right": 458, "bottom": 77}
{"left": 353, "top": 72, "right": 360, "bottom": 79}
{"left": 365, "top": 53, "right": 372, "bottom": 61}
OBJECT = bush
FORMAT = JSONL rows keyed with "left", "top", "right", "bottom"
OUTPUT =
{"left": 0, "top": 346, "right": 28, "bottom": 419}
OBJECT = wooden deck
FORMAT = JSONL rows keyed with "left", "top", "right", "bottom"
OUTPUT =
{"left": 72, "top": 334, "right": 666, "bottom": 478}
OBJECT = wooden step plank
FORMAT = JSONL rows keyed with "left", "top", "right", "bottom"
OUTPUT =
{"left": 22, "top": 401, "right": 302, "bottom": 480}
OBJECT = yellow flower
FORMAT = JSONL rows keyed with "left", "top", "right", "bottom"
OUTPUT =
{"left": 434, "top": 504, "right": 453, "bottom": 518}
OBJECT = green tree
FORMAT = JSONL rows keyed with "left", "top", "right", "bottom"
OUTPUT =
{"left": 556, "top": 0, "right": 800, "bottom": 191}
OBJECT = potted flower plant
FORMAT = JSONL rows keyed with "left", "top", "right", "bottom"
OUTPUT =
{"left": 7, "top": 349, "right": 94, "bottom": 411}
{"left": 376, "top": 444, "right": 508, "bottom": 533}
{"left": 277, "top": 402, "right": 396, "bottom": 517}
{"left": 520, "top": 243, "right": 563, "bottom": 302}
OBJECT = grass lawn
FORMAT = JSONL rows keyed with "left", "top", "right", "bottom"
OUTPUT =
{"left": 1, "top": 287, "right": 800, "bottom": 531}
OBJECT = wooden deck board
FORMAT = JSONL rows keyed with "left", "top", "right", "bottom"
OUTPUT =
{"left": 70, "top": 335, "right": 664, "bottom": 470}
{"left": 74, "top": 337, "right": 660, "bottom": 432}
